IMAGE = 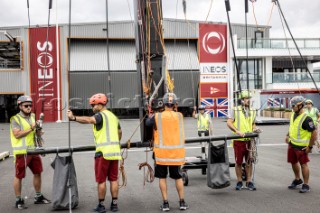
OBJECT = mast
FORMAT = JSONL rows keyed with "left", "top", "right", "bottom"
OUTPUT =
{"left": 134, "top": 0, "right": 165, "bottom": 142}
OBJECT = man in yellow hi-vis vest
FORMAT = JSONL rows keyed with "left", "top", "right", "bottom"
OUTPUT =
{"left": 146, "top": 93, "right": 189, "bottom": 212}
{"left": 10, "top": 96, "right": 51, "bottom": 209}
{"left": 227, "top": 90, "right": 258, "bottom": 191}
{"left": 67, "top": 93, "right": 122, "bottom": 212}
{"left": 304, "top": 99, "right": 320, "bottom": 150}
{"left": 286, "top": 96, "right": 317, "bottom": 193}
{"left": 192, "top": 105, "right": 213, "bottom": 137}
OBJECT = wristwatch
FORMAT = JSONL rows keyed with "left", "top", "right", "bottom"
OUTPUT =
{"left": 308, "top": 146, "right": 313, "bottom": 149}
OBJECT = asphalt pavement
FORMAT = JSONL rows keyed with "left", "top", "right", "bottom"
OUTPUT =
{"left": 1, "top": 118, "right": 320, "bottom": 213}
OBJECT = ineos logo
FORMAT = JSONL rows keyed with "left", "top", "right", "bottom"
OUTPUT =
{"left": 202, "top": 31, "right": 225, "bottom": 55}
{"left": 37, "top": 52, "right": 53, "bottom": 68}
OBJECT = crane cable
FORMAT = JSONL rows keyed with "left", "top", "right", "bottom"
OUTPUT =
{"left": 41, "top": 0, "right": 53, "bottom": 113}
{"left": 182, "top": 0, "right": 196, "bottom": 107}
{"left": 275, "top": 0, "right": 320, "bottom": 94}
{"left": 276, "top": 2, "right": 301, "bottom": 95}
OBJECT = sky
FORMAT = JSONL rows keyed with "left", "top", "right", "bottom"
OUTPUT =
{"left": 0, "top": 0, "right": 319, "bottom": 39}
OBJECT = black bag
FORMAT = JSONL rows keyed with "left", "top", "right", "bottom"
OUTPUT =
{"left": 207, "top": 141, "right": 230, "bottom": 189}
{"left": 51, "top": 154, "right": 79, "bottom": 210}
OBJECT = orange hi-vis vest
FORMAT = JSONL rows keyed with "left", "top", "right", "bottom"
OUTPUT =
{"left": 154, "top": 110, "right": 185, "bottom": 166}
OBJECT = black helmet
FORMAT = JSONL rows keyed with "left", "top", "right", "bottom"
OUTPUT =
{"left": 163, "top": 93, "right": 177, "bottom": 105}
{"left": 290, "top": 96, "right": 305, "bottom": 107}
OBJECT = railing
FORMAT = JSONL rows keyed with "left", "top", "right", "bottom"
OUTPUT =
{"left": 273, "top": 72, "right": 320, "bottom": 83}
{"left": 238, "top": 38, "right": 320, "bottom": 49}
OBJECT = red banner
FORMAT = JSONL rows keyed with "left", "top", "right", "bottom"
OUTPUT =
{"left": 29, "top": 27, "right": 60, "bottom": 122}
{"left": 200, "top": 83, "right": 228, "bottom": 98}
{"left": 199, "top": 24, "right": 227, "bottom": 63}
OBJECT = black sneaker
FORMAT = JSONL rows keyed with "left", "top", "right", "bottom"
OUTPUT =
{"left": 235, "top": 181, "right": 243, "bottom": 190}
{"left": 16, "top": 199, "right": 28, "bottom": 209}
{"left": 299, "top": 184, "right": 310, "bottom": 193}
{"left": 246, "top": 181, "right": 257, "bottom": 191}
{"left": 288, "top": 179, "right": 303, "bottom": 189}
{"left": 110, "top": 201, "right": 119, "bottom": 212}
{"left": 160, "top": 202, "right": 170, "bottom": 212}
{"left": 34, "top": 195, "right": 51, "bottom": 204}
{"left": 93, "top": 203, "right": 106, "bottom": 213}
{"left": 179, "top": 200, "right": 189, "bottom": 210}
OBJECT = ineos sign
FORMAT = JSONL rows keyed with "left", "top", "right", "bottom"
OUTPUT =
{"left": 202, "top": 31, "right": 226, "bottom": 55}
{"left": 37, "top": 41, "right": 54, "bottom": 97}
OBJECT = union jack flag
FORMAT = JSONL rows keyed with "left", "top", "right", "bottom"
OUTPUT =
{"left": 201, "top": 98, "right": 215, "bottom": 117}
{"left": 267, "top": 98, "right": 284, "bottom": 108}
{"left": 200, "top": 98, "right": 229, "bottom": 118}
{"left": 217, "top": 98, "right": 228, "bottom": 117}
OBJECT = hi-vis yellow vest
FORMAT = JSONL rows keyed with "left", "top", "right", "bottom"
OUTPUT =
{"left": 289, "top": 113, "right": 311, "bottom": 147}
{"left": 93, "top": 110, "right": 121, "bottom": 160}
{"left": 197, "top": 113, "right": 210, "bottom": 131}
{"left": 305, "top": 108, "right": 318, "bottom": 125}
{"left": 10, "top": 113, "right": 36, "bottom": 157}
{"left": 233, "top": 106, "right": 256, "bottom": 141}
{"left": 154, "top": 111, "right": 185, "bottom": 165}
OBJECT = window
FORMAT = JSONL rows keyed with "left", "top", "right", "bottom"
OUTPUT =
{"left": 0, "top": 41, "right": 22, "bottom": 70}
{"left": 235, "top": 59, "right": 262, "bottom": 90}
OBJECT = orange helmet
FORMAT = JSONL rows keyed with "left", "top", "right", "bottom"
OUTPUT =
{"left": 89, "top": 93, "right": 107, "bottom": 105}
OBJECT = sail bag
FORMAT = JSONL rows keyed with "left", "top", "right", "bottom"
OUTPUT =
{"left": 51, "top": 154, "right": 79, "bottom": 210}
{"left": 207, "top": 140, "right": 230, "bottom": 189}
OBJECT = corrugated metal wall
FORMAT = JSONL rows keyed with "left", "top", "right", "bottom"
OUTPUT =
{"left": 169, "top": 71, "right": 199, "bottom": 107}
{"left": 0, "top": 28, "right": 22, "bottom": 41}
{"left": 65, "top": 22, "right": 135, "bottom": 39}
{"left": 70, "top": 40, "right": 199, "bottom": 71}
{"left": 0, "top": 71, "right": 23, "bottom": 93}
{"left": 163, "top": 20, "right": 198, "bottom": 38}
{"left": 69, "top": 71, "right": 139, "bottom": 109}
{"left": 166, "top": 40, "right": 199, "bottom": 70}
{"left": 69, "top": 70, "right": 199, "bottom": 109}
{"left": 69, "top": 37, "right": 201, "bottom": 109}
{"left": 70, "top": 40, "right": 136, "bottom": 71}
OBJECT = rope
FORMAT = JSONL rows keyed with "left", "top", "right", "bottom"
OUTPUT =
{"left": 246, "top": 138, "right": 258, "bottom": 164}
{"left": 252, "top": 1, "right": 275, "bottom": 32}
{"left": 118, "top": 159, "right": 127, "bottom": 188}
{"left": 138, "top": 160, "right": 155, "bottom": 184}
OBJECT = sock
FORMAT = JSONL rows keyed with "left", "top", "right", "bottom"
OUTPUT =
{"left": 99, "top": 199, "right": 104, "bottom": 205}
{"left": 16, "top": 196, "right": 22, "bottom": 201}
{"left": 112, "top": 198, "right": 118, "bottom": 205}
{"left": 180, "top": 199, "right": 185, "bottom": 202}
{"left": 35, "top": 192, "right": 42, "bottom": 197}
{"left": 163, "top": 200, "right": 169, "bottom": 204}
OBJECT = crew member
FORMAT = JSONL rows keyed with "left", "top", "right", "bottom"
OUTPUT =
{"left": 227, "top": 90, "right": 259, "bottom": 191}
{"left": 146, "top": 93, "right": 189, "bottom": 211}
{"left": 67, "top": 93, "right": 122, "bottom": 212}
{"left": 193, "top": 105, "right": 213, "bottom": 136}
{"left": 286, "top": 96, "right": 317, "bottom": 193}
{"left": 10, "top": 95, "right": 51, "bottom": 209}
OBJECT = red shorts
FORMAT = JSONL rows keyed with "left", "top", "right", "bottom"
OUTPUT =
{"left": 233, "top": 140, "right": 249, "bottom": 165}
{"left": 287, "top": 144, "right": 309, "bottom": 165}
{"left": 95, "top": 157, "right": 119, "bottom": 183}
{"left": 15, "top": 155, "right": 43, "bottom": 179}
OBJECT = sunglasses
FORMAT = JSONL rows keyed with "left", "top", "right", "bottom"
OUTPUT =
{"left": 22, "top": 104, "right": 32, "bottom": 108}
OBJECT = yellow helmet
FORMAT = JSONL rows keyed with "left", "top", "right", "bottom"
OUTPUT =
{"left": 239, "top": 90, "right": 251, "bottom": 99}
